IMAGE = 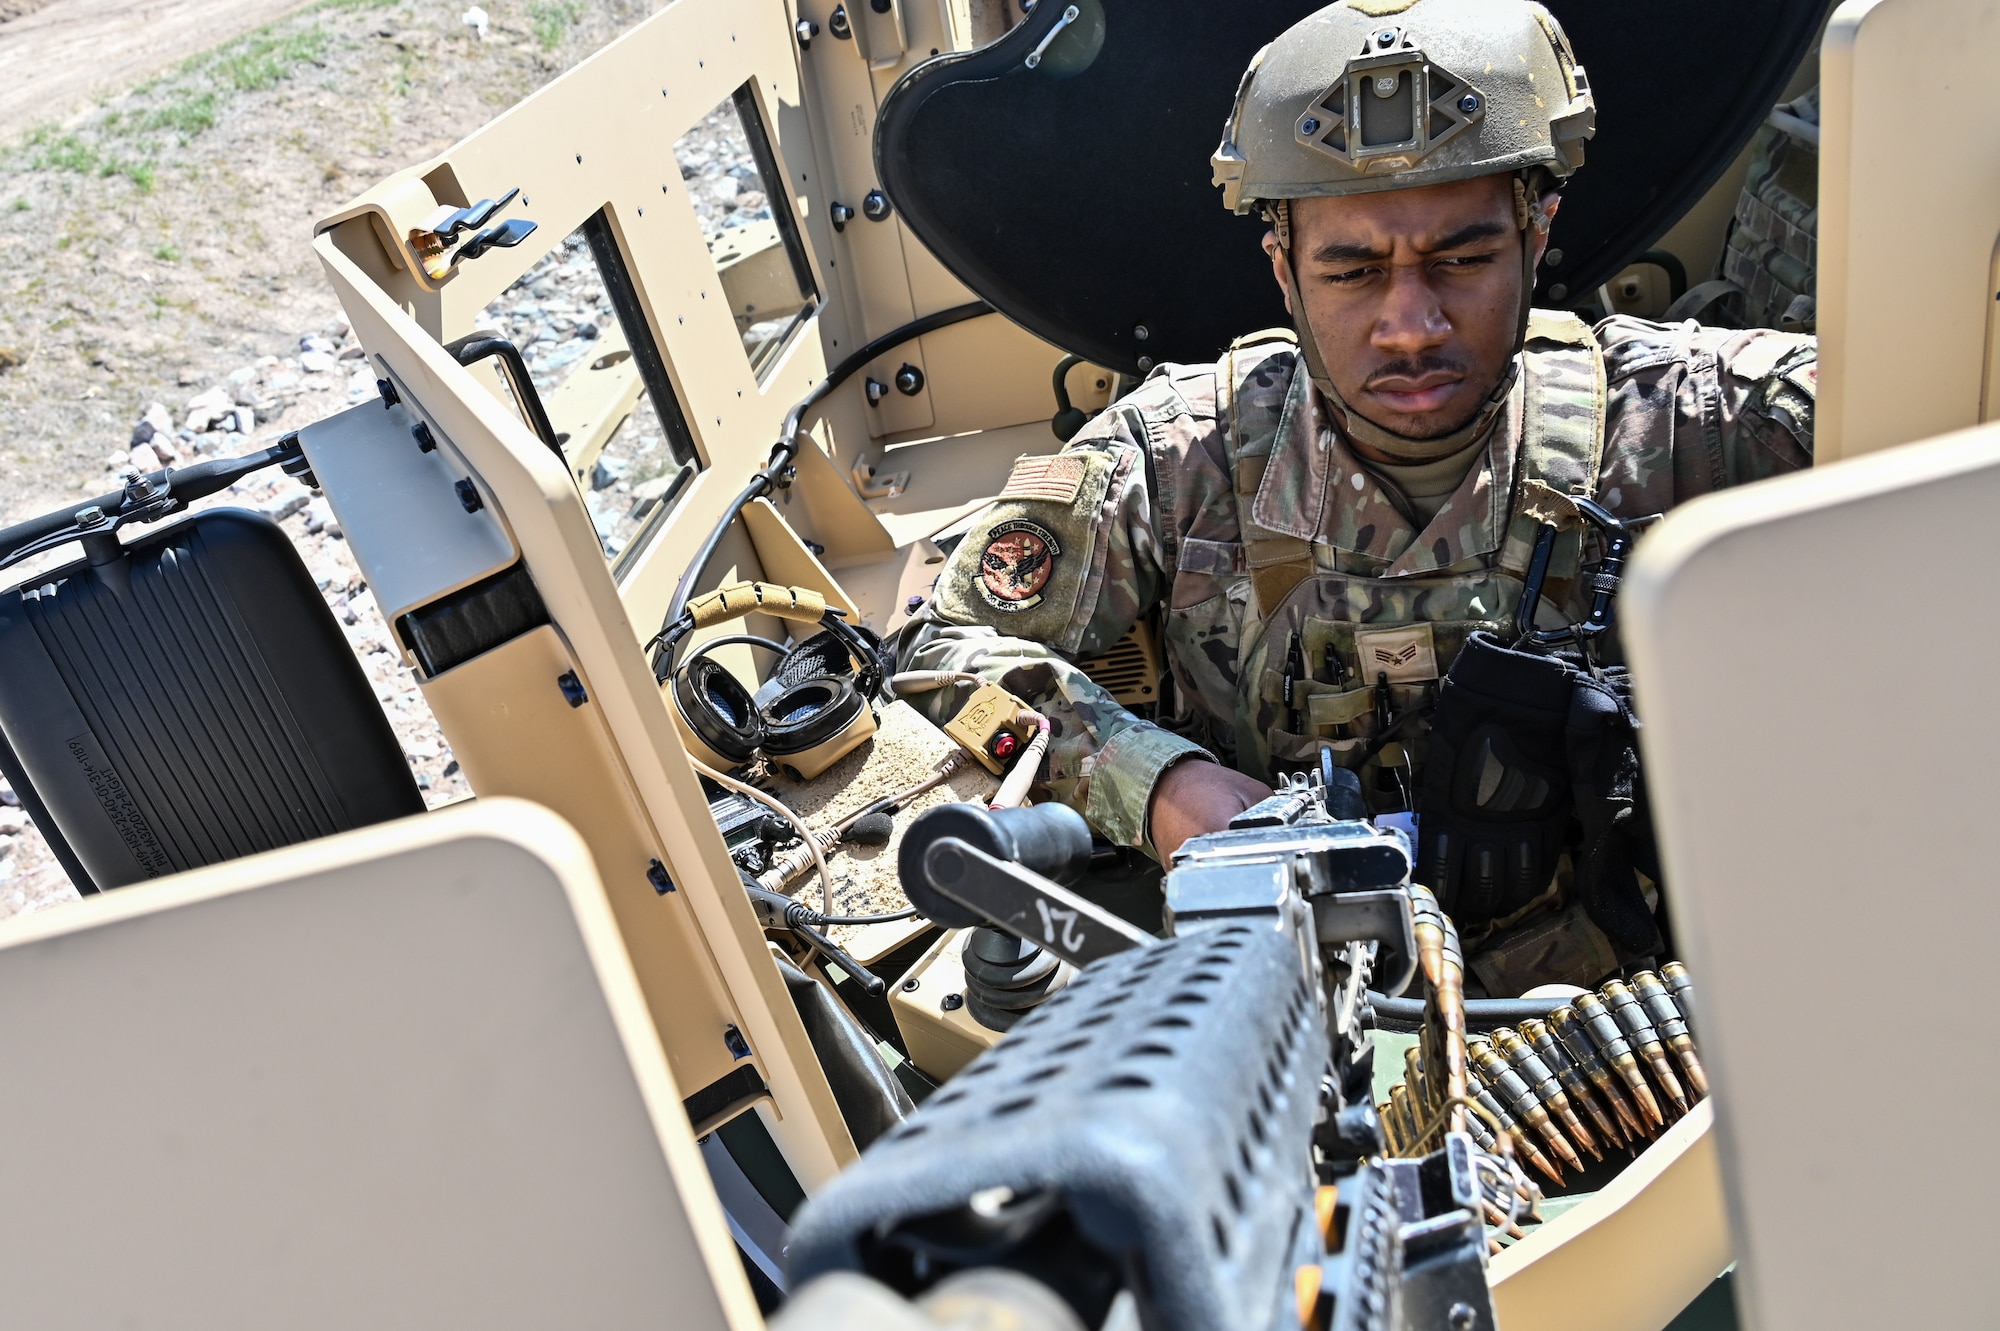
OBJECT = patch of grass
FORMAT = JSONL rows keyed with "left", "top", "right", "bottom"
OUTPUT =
{"left": 8, "top": 199, "right": 27, "bottom": 212}
{"left": 143, "top": 90, "right": 220, "bottom": 138}
{"left": 205, "top": 26, "right": 330, "bottom": 92}
{"left": 153, "top": 243, "right": 180, "bottom": 261}
{"left": 26, "top": 130, "right": 100, "bottom": 175}
{"left": 527, "top": 0, "right": 583, "bottom": 49}
{"left": 104, "top": 157, "right": 156, "bottom": 191}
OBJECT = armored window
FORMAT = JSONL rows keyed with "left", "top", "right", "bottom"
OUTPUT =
{"left": 674, "top": 83, "right": 819, "bottom": 383}
{"left": 474, "top": 211, "right": 699, "bottom": 569}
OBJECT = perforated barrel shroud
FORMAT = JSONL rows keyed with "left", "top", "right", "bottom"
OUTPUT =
{"left": 786, "top": 922, "right": 1326, "bottom": 1330}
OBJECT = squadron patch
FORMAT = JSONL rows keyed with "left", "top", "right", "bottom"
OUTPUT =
{"left": 976, "top": 520, "right": 1063, "bottom": 612}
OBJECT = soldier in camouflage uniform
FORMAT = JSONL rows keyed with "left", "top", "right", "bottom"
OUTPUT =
{"left": 898, "top": 0, "right": 1816, "bottom": 988}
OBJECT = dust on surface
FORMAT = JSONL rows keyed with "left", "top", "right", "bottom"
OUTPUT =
{"left": 763, "top": 701, "right": 997, "bottom": 948}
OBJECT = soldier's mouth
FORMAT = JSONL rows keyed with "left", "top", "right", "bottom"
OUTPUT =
{"left": 1365, "top": 376, "right": 1463, "bottom": 414}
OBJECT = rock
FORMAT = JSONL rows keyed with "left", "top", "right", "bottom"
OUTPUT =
{"left": 150, "top": 435, "right": 183, "bottom": 464}
{"left": 183, "top": 385, "right": 235, "bottom": 432}
{"left": 0, "top": 777, "right": 16, "bottom": 805}
{"left": 263, "top": 493, "right": 310, "bottom": 522}
{"left": 227, "top": 366, "right": 259, "bottom": 391}
{"left": 0, "top": 347, "right": 25, "bottom": 372}
{"left": 337, "top": 344, "right": 366, "bottom": 361}
{"left": 591, "top": 455, "right": 630, "bottom": 491}
{"left": 176, "top": 366, "right": 200, "bottom": 386}
{"left": 299, "top": 350, "right": 337, "bottom": 374}
{"left": 232, "top": 406, "right": 256, "bottom": 434}
{"left": 462, "top": 4, "right": 488, "bottom": 38}
{"left": 130, "top": 401, "right": 173, "bottom": 448}
{"left": 347, "top": 368, "right": 379, "bottom": 402}
{"left": 0, "top": 807, "right": 28, "bottom": 836}
{"left": 301, "top": 498, "right": 339, "bottom": 535}
{"left": 104, "top": 450, "right": 131, "bottom": 469}
{"left": 266, "top": 371, "right": 301, "bottom": 393}
{"left": 322, "top": 318, "right": 351, "bottom": 341}
{"left": 300, "top": 335, "right": 337, "bottom": 356}
{"left": 129, "top": 443, "right": 162, "bottom": 472}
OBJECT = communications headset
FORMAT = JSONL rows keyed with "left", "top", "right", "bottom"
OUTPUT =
{"left": 651, "top": 582, "right": 885, "bottom": 781}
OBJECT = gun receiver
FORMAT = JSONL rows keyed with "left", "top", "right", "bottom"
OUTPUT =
{"left": 786, "top": 765, "right": 1500, "bottom": 1329}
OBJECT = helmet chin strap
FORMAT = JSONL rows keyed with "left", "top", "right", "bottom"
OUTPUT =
{"left": 1273, "top": 175, "right": 1552, "bottom": 461}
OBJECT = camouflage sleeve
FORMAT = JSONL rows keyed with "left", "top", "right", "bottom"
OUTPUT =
{"left": 896, "top": 403, "right": 1212, "bottom": 850}
{"left": 1594, "top": 315, "right": 1817, "bottom": 519}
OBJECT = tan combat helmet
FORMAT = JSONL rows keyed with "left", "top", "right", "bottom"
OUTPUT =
{"left": 1213, "top": 0, "right": 1596, "bottom": 215}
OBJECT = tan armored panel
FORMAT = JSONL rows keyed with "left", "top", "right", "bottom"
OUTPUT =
{"left": 0, "top": 799, "right": 757, "bottom": 1331}
{"left": 1622, "top": 424, "right": 2000, "bottom": 1328}
{"left": 1819, "top": 0, "right": 2000, "bottom": 459}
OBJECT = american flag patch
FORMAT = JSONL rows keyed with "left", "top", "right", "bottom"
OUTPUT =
{"left": 998, "top": 454, "right": 1086, "bottom": 504}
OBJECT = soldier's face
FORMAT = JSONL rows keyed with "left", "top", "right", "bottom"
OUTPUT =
{"left": 1268, "top": 177, "right": 1553, "bottom": 451}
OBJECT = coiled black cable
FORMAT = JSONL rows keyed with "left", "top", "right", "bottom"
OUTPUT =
{"left": 658, "top": 300, "right": 994, "bottom": 641}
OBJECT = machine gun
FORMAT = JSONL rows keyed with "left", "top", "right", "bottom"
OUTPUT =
{"left": 780, "top": 762, "right": 1506, "bottom": 1330}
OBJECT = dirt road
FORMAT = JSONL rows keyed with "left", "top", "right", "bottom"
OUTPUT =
{"left": 0, "top": 0, "right": 316, "bottom": 134}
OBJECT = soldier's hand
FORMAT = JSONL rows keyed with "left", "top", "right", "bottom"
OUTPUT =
{"left": 1147, "top": 760, "right": 1274, "bottom": 860}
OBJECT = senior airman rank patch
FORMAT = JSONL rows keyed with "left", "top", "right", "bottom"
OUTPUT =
{"left": 977, "top": 519, "right": 1062, "bottom": 611}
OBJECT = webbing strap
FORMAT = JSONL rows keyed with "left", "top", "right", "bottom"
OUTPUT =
{"left": 1496, "top": 311, "right": 1608, "bottom": 602}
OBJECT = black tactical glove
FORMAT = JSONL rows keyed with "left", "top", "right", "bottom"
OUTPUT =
{"left": 1565, "top": 668, "right": 1665, "bottom": 955}
{"left": 1416, "top": 632, "right": 1577, "bottom": 927}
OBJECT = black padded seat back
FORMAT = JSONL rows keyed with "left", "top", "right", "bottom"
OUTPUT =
{"left": 875, "top": 0, "right": 1830, "bottom": 375}
{"left": 0, "top": 509, "right": 425, "bottom": 893}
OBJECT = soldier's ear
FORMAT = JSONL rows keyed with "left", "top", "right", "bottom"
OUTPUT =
{"left": 1263, "top": 230, "right": 1295, "bottom": 317}
{"left": 1528, "top": 193, "right": 1562, "bottom": 265}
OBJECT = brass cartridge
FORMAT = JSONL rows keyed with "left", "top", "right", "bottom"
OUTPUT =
{"left": 1602, "top": 980, "right": 1690, "bottom": 1117}
{"left": 1494, "top": 1026, "right": 1600, "bottom": 1161}
{"left": 1549, "top": 1004, "right": 1649, "bottom": 1141}
{"left": 1469, "top": 1038, "right": 1583, "bottom": 1174}
{"left": 1633, "top": 970, "right": 1708, "bottom": 1097}
{"left": 1572, "top": 991, "right": 1665, "bottom": 1128}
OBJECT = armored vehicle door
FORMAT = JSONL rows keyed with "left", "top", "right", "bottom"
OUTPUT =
{"left": 305, "top": 0, "right": 1098, "bottom": 1231}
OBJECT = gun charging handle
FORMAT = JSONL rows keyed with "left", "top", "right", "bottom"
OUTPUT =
{"left": 899, "top": 803, "right": 1152, "bottom": 967}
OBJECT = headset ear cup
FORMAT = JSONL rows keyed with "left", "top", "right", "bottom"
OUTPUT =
{"left": 671, "top": 658, "right": 764, "bottom": 769}
{"left": 761, "top": 677, "right": 876, "bottom": 780}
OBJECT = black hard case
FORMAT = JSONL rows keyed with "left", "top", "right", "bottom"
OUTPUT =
{"left": 0, "top": 508, "right": 424, "bottom": 892}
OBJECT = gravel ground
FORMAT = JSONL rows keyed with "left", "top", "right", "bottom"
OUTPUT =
{"left": 0, "top": 0, "right": 669, "bottom": 919}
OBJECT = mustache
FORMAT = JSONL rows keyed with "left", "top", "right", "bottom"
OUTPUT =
{"left": 1363, "top": 355, "right": 1467, "bottom": 388}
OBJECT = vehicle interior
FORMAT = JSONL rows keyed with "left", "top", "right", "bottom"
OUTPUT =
{"left": 5, "top": 0, "right": 1989, "bottom": 1323}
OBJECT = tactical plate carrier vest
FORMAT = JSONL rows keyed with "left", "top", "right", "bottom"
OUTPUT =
{"left": 1173, "top": 311, "right": 1607, "bottom": 797}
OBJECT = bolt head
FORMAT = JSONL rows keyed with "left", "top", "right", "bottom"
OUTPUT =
{"left": 901, "top": 976, "right": 921, "bottom": 991}
{"left": 905, "top": 594, "right": 925, "bottom": 613}
{"left": 1377, "top": 28, "right": 1396, "bottom": 45}
{"left": 1459, "top": 93, "right": 1479, "bottom": 112}
{"left": 1300, "top": 116, "right": 1320, "bottom": 135}
{"left": 1133, "top": 323, "right": 1150, "bottom": 341}
{"left": 1448, "top": 1302, "right": 1477, "bottom": 1330}
{"left": 1137, "top": 355, "right": 1154, "bottom": 372}
{"left": 941, "top": 993, "right": 964, "bottom": 1011}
